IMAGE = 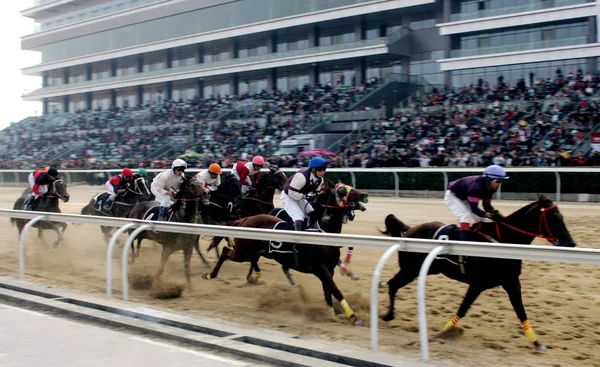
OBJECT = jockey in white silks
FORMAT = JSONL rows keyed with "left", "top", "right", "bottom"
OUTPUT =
{"left": 151, "top": 158, "right": 187, "bottom": 221}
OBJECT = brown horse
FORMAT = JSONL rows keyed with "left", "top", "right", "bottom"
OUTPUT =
{"left": 380, "top": 195, "right": 576, "bottom": 351}
{"left": 201, "top": 180, "right": 368, "bottom": 326}
{"left": 12, "top": 178, "right": 70, "bottom": 248}
{"left": 127, "top": 178, "right": 206, "bottom": 286}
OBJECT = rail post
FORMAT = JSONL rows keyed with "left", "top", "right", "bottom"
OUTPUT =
{"left": 370, "top": 243, "right": 403, "bottom": 350}
{"left": 106, "top": 223, "right": 137, "bottom": 298}
{"left": 18, "top": 215, "right": 47, "bottom": 280}
{"left": 417, "top": 245, "right": 446, "bottom": 360}
{"left": 121, "top": 224, "right": 152, "bottom": 301}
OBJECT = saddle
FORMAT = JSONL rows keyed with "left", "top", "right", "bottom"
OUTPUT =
{"left": 270, "top": 208, "right": 321, "bottom": 231}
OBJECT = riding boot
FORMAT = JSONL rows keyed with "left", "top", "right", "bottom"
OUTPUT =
{"left": 23, "top": 196, "right": 35, "bottom": 211}
{"left": 103, "top": 199, "right": 113, "bottom": 211}
{"left": 460, "top": 222, "right": 470, "bottom": 242}
{"left": 294, "top": 220, "right": 303, "bottom": 232}
{"left": 158, "top": 206, "right": 167, "bottom": 221}
{"left": 306, "top": 212, "right": 320, "bottom": 231}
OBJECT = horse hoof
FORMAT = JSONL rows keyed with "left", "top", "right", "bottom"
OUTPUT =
{"left": 535, "top": 343, "right": 548, "bottom": 353}
{"left": 352, "top": 318, "right": 365, "bottom": 327}
{"left": 380, "top": 313, "right": 394, "bottom": 322}
{"left": 52, "top": 242, "right": 59, "bottom": 249}
{"left": 349, "top": 273, "right": 360, "bottom": 281}
{"left": 201, "top": 273, "right": 211, "bottom": 280}
{"left": 378, "top": 282, "right": 388, "bottom": 289}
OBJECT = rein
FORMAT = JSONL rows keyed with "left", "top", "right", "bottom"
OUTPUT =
{"left": 472, "top": 204, "right": 558, "bottom": 243}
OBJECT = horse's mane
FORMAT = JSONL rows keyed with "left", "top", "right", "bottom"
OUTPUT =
{"left": 505, "top": 194, "right": 551, "bottom": 220}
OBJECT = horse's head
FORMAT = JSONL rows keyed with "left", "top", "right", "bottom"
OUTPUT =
{"left": 321, "top": 179, "right": 368, "bottom": 211}
{"left": 132, "top": 175, "right": 152, "bottom": 200}
{"left": 49, "top": 177, "right": 70, "bottom": 203}
{"left": 267, "top": 165, "right": 287, "bottom": 191}
{"left": 506, "top": 194, "right": 576, "bottom": 247}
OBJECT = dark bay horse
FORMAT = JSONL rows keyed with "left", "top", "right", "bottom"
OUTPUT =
{"left": 127, "top": 178, "right": 206, "bottom": 286}
{"left": 380, "top": 195, "right": 576, "bottom": 351}
{"left": 239, "top": 165, "right": 287, "bottom": 217}
{"left": 81, "top": 174, "right": 153, "bottom": 243}
{"left": 196, "top": 166, "right": 287, "bottom": 262}
{"left": 12, "top": 178, "right": 70, "bottom": 248}
{"left": 201, "top": 180, "right": 368, "bottom": 326}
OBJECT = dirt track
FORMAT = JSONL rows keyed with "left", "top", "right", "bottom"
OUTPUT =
{"left": 1, "top": 185, "right": 599, "bottom": 367}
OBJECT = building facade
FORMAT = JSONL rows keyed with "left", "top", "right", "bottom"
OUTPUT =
{"left": 21, "top": 0, "right": 600, "bottom": 114}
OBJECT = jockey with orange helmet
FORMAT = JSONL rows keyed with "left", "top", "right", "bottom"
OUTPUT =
{"left": 445, "top": 164, "right": 508, "bottom": 241}
{"left": 194, "top": 163, "right": 222, "bottom": 193}
{"left": 24, "top": 166, "right": 59, "bottom": 210}
{"left": 103, "top": 168, "right": 134, "bottom": 211}
{"left": 232, "top": 155, "right": 266, "bottom": 195}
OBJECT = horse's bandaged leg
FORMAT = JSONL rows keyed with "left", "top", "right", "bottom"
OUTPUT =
{"left": 254, "top": 271, "right": 262, "bottom": 281}
{"left": 522, "top": 320, "right": 537, "bottom": 343}
{"left": 344, "top": 249, "right": 353, "bottom": 264}
{"left": 444, "top": 314, "right": 460, "bottom": 330}
{"left": 340, "top": 299, "right": 355, "bottom": 318}
{"left": 338, "top": 261, "right": 352, "bottom": 276}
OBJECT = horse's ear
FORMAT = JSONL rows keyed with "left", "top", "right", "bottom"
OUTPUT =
{"left": 538, "top": 193, "right": 550, "bottom": 202}
{"left": 326, "top": 179, "right": 335, "bottom": 188}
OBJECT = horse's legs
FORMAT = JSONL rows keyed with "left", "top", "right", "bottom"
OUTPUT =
{"left": 101, "top": 225, "right": 112, "bottom": 245}
{"left": 156, "top": 246, "right": 176, "bottom": 279}
{"left": 443, "top": 284, "right": 483, "bottom": 330}
{"left": 194, "top": 238, "right": 210, "bottom": 268}
{"left": 282, "top": 267, "right": 295, "bottom": 287}
{"left": 37, "top": 227, "right": 51, "bottom": 248}
{"left": 129, "top": 237, "right": 143, "bottom": 265}
{"left": 337, "top": 258, "right": 359, "bottom": 280}
{"left": 202, "top": 246, "right": 232, "bottom": 280}
{"left": 502, "top": 279, "right": 547, "bottom": 352}
{"left": 381, "top": 270, "right": 417, "bottom": 322}
{"left": 344, "top": 247, "right": 353, "bottom": 264}
{"left": 246, "top": 259, "right": 262, "bottom": 284}
{"left": 183, "top": 245, "right": 193, "bottom": 288}
{"left": 312, "top": 264, "right": 363, "bottom": 326}
{"left": 55, "top": 223, "right": 66, "bottom": 248}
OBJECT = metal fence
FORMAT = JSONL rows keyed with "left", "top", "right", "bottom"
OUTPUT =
{"left": 3, "top": 209, "right": 600, "bottom": 361}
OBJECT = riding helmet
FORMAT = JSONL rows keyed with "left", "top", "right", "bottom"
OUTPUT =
{"left": 482, "top": 165, "right": 509, "bottom": 180}
{"left": 252, "top": 156, "right": 265, "bottom": 166}
{"left": 171, "top": 158, "right": 188, "bottom": 171}
{"left": 47, "top": 167, "right": 59, "bottom": 177}
{"left": 208, "top": 163, "right": 222, "bottom": 175}
{"left": 121, "top": 168, "right": 133, "bottom": 177}
{"left": 308, "top": 157, "right": 328, "bottom": 170}
{"left": 137, "top": 168, "right": 148, "bottom": 177}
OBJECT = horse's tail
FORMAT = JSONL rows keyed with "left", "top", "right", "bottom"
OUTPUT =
{"left": 206, "top": 217, "right": 250, "bottom": 252}
{"left": 81, "top": 205, "right": 89, "bottom": 215}
{"left": 380, "top": 214, "right": 411, "bottom": 237}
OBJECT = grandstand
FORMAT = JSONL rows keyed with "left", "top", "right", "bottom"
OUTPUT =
{"left": 2, "top": 0, "right": 599, "bottom": 168}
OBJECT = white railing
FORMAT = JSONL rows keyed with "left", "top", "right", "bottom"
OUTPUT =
{"left": 2, "top": 167, "right": 600, "bottom": 201}
{"left": 3, "top": 209, "right": 600, "bottom": 361}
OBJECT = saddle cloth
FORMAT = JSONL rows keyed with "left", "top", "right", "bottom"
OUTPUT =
{"left": 268, "top": 220, "right": 295, "bottom": 254}
{"left": 142, "top": 206, "right": 173, "bottom": 222}
{"left": 432, "top": 224, "right": 469, "bottom": 274}
{"left": 93, "top": 193, "right": 110, "bottom": 211}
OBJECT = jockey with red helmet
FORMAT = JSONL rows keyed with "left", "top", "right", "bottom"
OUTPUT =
{"left": 232, "top": 155, "right": 265, "bottom": 195}
{"left": 103, "top": 168, "right": 134, "bottom": 211}
{"left": 24, "top": 166, "right": 59, "bottom": 210}
{"left": 445, "top": 164, "right": 509, "bottom": 242}
{"left": 151, "top": 158, "right": 187, "bottom": 221}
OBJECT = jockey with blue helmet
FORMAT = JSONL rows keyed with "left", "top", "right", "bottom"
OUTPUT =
{"left": 281, "top": 156, "right": 328, "bottom": 231}
{"left": 445, "top": 164, "right": 509, "bottom": 242}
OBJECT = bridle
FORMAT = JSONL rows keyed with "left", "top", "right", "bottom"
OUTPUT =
{"left": 473, "top": 203, "right": 559, "bottom": 244}
{"left": 46, "top": 179, "right": 68, "bottom": 201}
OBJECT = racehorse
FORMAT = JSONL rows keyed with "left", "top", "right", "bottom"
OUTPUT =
{"left": 12, "top": 178, "right": 70, "bottom": 248}
{"left": 379, "top": 195, "right": 576, "bottom": 352}
{"left": 239, "top": 165, "right": 287, "bottom": 217}
{"left": 193, "top": 172, "right": 243, "bottom": 263}
{"left": 81, "top": 174, "right": 153, "bottom": 244}
{"left": 127, "top": 178, "right": 207, "bottom": 286}
{"left": 195, "top": 166, "right": 288, "bottom": 263}
{"left": 201, "top": 180, "right": 368, "bottom": 326}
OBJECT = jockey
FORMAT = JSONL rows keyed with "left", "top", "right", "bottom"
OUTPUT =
{"left": 232, "top": 155, "right": 265, "bottom": 195}
{"left": 151, "top": 158, "right": 187, "bottom": 221}
{"left": 444, "top": 164, "right": 508, "bottom": 241}
{"left": 194, "top": 163, "right": 222, "bottom": 193}
{"left": 24, "top": 166, "right": 59, "bottom": 211}
{"left": 103, "top": 168, "right": 134, "bottom": 211}
{"left": 281, "top": 156, "right": 327, "bottom": 231}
